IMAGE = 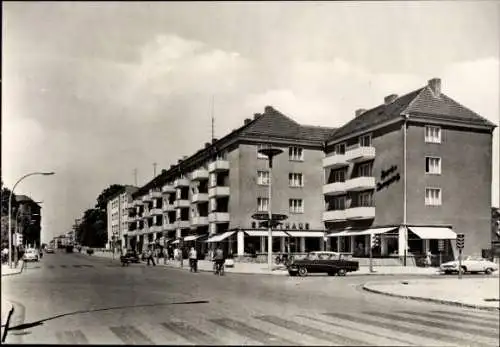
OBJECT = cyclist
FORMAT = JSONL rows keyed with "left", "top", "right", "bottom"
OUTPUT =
{"left": 212, "top": 244, "right": 225, "bottom": 275}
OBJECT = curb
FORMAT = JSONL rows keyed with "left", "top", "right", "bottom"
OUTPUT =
{"left": 1, "top": 303, "right": 14, "bottom": 343}
{"left": 1, "top": 261, "right": 25, "bottom": 277}
{"left": 362, "top": 283, "right": 500, "bottom": 312}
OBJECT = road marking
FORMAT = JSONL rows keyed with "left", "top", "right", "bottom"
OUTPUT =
{"left": 297, "top": 314, "right": 418, "bottom": 346}
{"left": 72, "top": 265, "right": 82, "bottom": 268}
{"left": 47, "top": 265, "right": 55, "bottom": 269}
{"left": 210, "top": 317, "right": 296, "bottom": 345}
{"left": 366, "top": 311, "right": 498, "bottom": 339}
{"left": 255, "top": 315, "right": 370, "bottom": 346}
{"left": 109, "top": 325, "right": 155, "bottom": 345}
{"left": 160, "top": 321, "right": 221, "bottom": 345}
{"left": 55, "top": 330, "right": 88, "bottom": 344}
{"left": 60, "top": 265, "right": 67, "bottom": 268}
{"left": 432, "top": 310, "right": 500, "bottom": 321}
{"left": 324, "top": 313, "right": 487, "bottom": 347}
{"left": 399, "top": 310, "right": 500, "bottom": 330}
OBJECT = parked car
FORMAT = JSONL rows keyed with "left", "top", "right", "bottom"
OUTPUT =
{"left": 45, "top": 247, "right": 55, "bottom": 253}
{"left": 23, "top": 248, "right": 39, "bottom": 262}
{"left": 287, "top": 251, "right": 359, "bottom": 277}
{"left": 440, "top": 256, "right": 498, "bottom": 275}
{"left": 120, "top": 249, "right": 140, "bottom": 266}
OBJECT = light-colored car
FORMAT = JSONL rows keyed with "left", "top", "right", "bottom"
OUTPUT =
{"left": 440, "top": 256, "right": 498, "bottom": 275}
{"left": 45, "top": 247, "right": 55, "bottom": 254}
{"left": 23, "top": 248, "right": 39, "bottom": 262}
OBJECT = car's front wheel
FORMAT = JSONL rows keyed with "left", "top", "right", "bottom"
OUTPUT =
{"left": 298, "top": 267, "right": 308, "bottom": 277}
{"left": 338, "top": 269, "right": 347, "bottom": 276}
{"left": 485, "top": 268, "right": 494, "bottom": 275}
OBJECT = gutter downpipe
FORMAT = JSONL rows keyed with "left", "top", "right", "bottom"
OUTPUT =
{"left": 403, "top": 114, "right": 409, "bottom": 267}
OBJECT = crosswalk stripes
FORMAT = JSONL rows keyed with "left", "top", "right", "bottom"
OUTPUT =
{"left": 20, "top": 308, "right": 500, "bottom": 346}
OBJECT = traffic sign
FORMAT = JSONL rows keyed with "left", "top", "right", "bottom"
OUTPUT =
{"left": 251, "top": 213, "right": 288, "bottom": 221}
{"left": 456, "top": 233, "right": 465, "bottom": 249}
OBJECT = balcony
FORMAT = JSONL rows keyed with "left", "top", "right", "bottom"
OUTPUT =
{"left": 192, "top": 193, "right": 209, "bottom": 203}
{"left": 176, "top": 220, "right": 191, "bottom": 229}
{"left": 209, "top": 212, "right": 230, "bottom": 223}
{"left": 345, "top": 206, "right": 375, "bottom": 220}
{"left": 151, "top": 225, "right": 163, "bottom": 233}
{"left": 322, "top": 182, "right": 346, "bottom": 196}
{"left": 173, "top": 199, "right": 190, "bottom": 208}
{"left": 162, "top": 203, "right": 174, "bottom": 212}
{"left": 150, "top": 208, "right": 163, "bottom": 216}
{"left": 345, "top": 176, "right": 376, "bottom": 191}
{"left": 191, "top": 168, "right": 209, "bottom": 181}
{"left": 150, "top": 191, "right": 162, "bottom": 199}
{"left": 208, "top": 159, "right": 230, "bottom": 172}
{"left": 162, "top": 184, "right": 175, "bottom": 193}
{"left": 323, "top": 154, "right": 349, "bottom": 169}
{"left": 322, "top": 210, "right": 347, "bottom": 222}
{"left": 143, "top": 209, "right": 151, "bottom": 218}
{"left": 174, "top": 178, "right": 190, "bottom": 187}
{"left": 191, "top": 216, "right": 209, "bottom": 226}
{"left": 346, "top": 145, "right": 376, "bottom": 163}
{"left": 208, "top": 186, "right": 230, "bottom": 197}
{"left": 142, "top": 195, "right": 152, "bottom": 202}
{"left": 133, "top": 200, "right": 142, "bottom": 206}
{"left": 163, "top": 223, "right": 175, "bottom": 231}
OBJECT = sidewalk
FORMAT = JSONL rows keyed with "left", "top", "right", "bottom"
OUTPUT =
{"left": 363, "top": 277, "right": 500, "bottom": 311}
{"left": 1, "top": 261, "right": 25, "bottom": 277}
{"left": 1, "top": 299, "right": 14, "bottom": 342}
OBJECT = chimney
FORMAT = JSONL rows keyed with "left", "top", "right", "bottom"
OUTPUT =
{"left": 170, "top": 165, "right": 175, "bottom": 169}
{"left": 204, "top": 142, "right": 211, "bottom": 148}
{"left": 253, "top": 113, "right": 261, "bottom": 120}
{"left": 161, "top": 169, "right": 167, "bottom": 174}
{"left": 177, "top": 159, "right": 182, "bottom": 164}
{"left": 212, "top": 138, "right": 218, "bottom": 144}
{"left": 428, "top": 78, "right": 441, "bottom": 97}
{"left": 244, "top": 118, "right": 252, "bottom": 125}
{"left": 355, "top": 109, "right": 367, "bottom": 118}
{"left": 182, "top": 155, "right": 188, "bottom": 160}
{"left": 264, "top": 106, "right": 274, "bottom": 113}
{"left": 384, "top": 94, "right": 398, "bottom": 104}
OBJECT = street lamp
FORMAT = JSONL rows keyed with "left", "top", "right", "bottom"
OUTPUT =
{"left": 8, "top": 172, "right": 54, "bottom": 268}
{"left": 257, "top": 146, "right": 283, "bottom": 271}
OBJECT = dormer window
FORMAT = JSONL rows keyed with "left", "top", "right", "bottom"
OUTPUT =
{"left": 359, "top": 134, "right": 372, "bottom": 147}
{"left": 334, "top": 143, "right": 346, "bottom": 155}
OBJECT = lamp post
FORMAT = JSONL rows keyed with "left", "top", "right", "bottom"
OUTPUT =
{"left": 257, "top": 146, "right": 283, "bottom": 271}
{"left": 8, "top": 172, "right": 54, "bottom": 268}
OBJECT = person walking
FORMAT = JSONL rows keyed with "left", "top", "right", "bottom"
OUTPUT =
{"left": 163, "top": 247, "right": 169, "bottom": 265}
{"left": 146, "top": 246, "right": 156, "bottom": 266}
{"left": 189, "top": 247, "right": 198, "bottom": 273}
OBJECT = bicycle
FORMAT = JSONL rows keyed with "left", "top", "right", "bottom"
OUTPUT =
{"left": 213, "top": 260, "right": 224, "bottom": 276}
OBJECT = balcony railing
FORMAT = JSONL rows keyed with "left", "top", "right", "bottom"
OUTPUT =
{"left": 150, "top": 208, "right": 163, "bottom": 216}
{"left": 322, "top": 210, "right": 347, "bottom": 222}
{"left": 208, "top": 159, "right": 230, "bottom": 172}
{"left": 173, "top": 200, "right": 190, "bottom": 208}
{"left": 191, "top": 216, "right": 209, "bottom": 226}
{"left": 176, "top": 220, "right": 191, "bottom": 229}
{"left": 346, "top": 144, "right": 376, "bottom": 163}
{"left": 322, "top": 154, "right": 349, "bottom": 169}
{"left": 163, "top": 223, "right": 175, "bottom": 231}
{"left": 345, "top": 176, "right": 376, "bottom": 191}
{"left": 208, "top": 212, "right": 230, "bottom": 223}
{"left": 322, "top": 182, "right": 346, "bottom": 196}
{"left": 208, "top": 186, "right": 230, "bottom": 198}
{"left": 162, "top": 203, "right": 174, "bottom": 212}
{"left": 142, "top": 195, "right": 152, "bottom": 202}
{"left": 162, "top": 184, "right": 175, "bottom": 193}
{"left": 150, "top": 191, "right": 162, "bottom": 199}
{"left": 151, "top": 225, "right": 163, "bottom": 233}
{"left": 345, "top": 206, "right": 375, "bottom": 220}
{"left": 174, "top": 178, "right": 190, "bottom": 187}
{"left": 192, "top": 193, "right": 209, "bottom": 203}
{"left": 191, "top": 168, "right": 209, "bottom": 181}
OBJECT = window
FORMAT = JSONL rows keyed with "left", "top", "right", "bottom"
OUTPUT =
{"left": 289, "top": 173, "right": 304, "bottom": 187}
{"left": 330, "top": 196, "right": 345, "bottom": 210}
{"left": 425, "top": 188, "right": 442, "bottom": 206}
{"left": 357, "top": 192, "right": 373, "bottom": 207}
{"left": 334, "top": 143, "right": 346, "bottom": 155}
{"left": 332, "top": 170, "right": 345, "bottom": 183}
{"left": 425, "top": 126, "right": 441, "bottom": 143}
{"left": 257, "top": 171, "right": 270, "bottom": 185}
{"left": 257, "top": 197, "right": 269, "bottom": 212}
{"left": 257, "top": 144, "right": 268, "bottom": 159}
{"left": 358, "top": 162, "right": 372, "bottom": 177}
{"left": 289, "top": 199, "right": 304, "bottom": 213}
{"left": 216, "top": 151, "right": 227, "bottom": 160}
{"left": 425, "top": 157, "right": 441, "bottom": 175}
{"left": 359, "top": 134, "right": 372, "bottom": 147}
{"left": 289, "top": 147, "right": 304, "bottom": 161}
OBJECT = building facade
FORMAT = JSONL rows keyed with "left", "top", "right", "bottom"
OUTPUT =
{"left": 15, "top": 195, "right": 42, "bottom": 249}
{"left": 127, "top": 106, "right": 334, "bottom": 256}
{"left": 324, "top": 78, "right": 496, "bottom": 261}
{"left": 106, "top": 185, "right": 138, "bottom": 250}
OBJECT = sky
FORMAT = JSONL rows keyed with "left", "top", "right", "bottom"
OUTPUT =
{"left": 2, "top": 1, "right": 499, "bottom": 243}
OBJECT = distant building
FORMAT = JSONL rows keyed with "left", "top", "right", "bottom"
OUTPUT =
{"left": 106, "top": 186, "right": 138, "bottom": 249}
{"left": 15, "top": 195, "right": 42, "bottom": 248}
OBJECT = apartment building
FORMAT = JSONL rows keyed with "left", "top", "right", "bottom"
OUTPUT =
{"left": 106, "top": 185, "right": 138, "bottom": 249}
{"left": 323, "top": 78, "right": 497, "bottom": 259}
{"left": 126, "top": 106, "right": 334, "bottom": 255}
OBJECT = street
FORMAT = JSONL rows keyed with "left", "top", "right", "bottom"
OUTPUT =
{"left": 2, "top": 251, "right": 499, "bottom": 346}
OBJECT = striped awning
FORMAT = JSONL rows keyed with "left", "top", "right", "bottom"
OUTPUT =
{"left": 327, "top": 227, "right": 397, "bottom": 237}
{"left": 205, "top": 231, "right": 236, "bottom": 243}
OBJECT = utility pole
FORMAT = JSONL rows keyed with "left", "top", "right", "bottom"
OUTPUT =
{"left": 133, "top": 169, "right": 138, "bottom": 186}
{"left": 211, "top": 95, "right": 215, "bottom": 142}
{"left": 153, "top": 163, "right": 157, "bottom": 177}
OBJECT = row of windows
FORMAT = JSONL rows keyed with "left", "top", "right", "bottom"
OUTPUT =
{"left": 257, "top": 171, "right": 304, "bottom": 187}
{"left": 257, "top": 145, "right": 304, "bottom": 161}
{"left": 257, "top": 197, "right": 304, "bottom": 214}
{"left": 327, "top": 188, "right": 442, "bottom": 208}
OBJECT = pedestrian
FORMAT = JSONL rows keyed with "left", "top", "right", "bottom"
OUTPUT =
{"left": 163, "top": 247, "right": 169, "bottom": 265}
{"left": 146, "top": 246, "right": 156, "bottom": 266}
{"left": 425, "top": 250, "right": 432, "bottom": 267}
{"left": 189, "top": 247, "right": 198, "bottom": 272}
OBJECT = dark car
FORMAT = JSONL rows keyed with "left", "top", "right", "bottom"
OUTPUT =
{"left": 287, "top": 251, "right": 359, "bottom": 277}
{"left": 120, "top": 249, "right": 140, "bottom": 266}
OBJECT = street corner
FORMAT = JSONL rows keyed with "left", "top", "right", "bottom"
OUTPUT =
{"left": 1, "top": 261, "right": 25, "bottom": 277}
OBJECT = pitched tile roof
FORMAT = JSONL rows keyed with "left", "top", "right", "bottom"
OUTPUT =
{"left": 328, "top": 81, "right": 496, "bottom": 142}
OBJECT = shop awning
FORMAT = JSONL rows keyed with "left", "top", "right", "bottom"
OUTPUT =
{"left": 408, "top": 227, "right": 456, "bottom": 240}
{"left": 327, "top": 227, "right": 397, "bottom": 237}
{"left": 286, "top": 231, "right": 325, "bottom": 238}
{"left": 205, "top": 231, "right": 237, "bottom": 243}
{"left": 184, "top": 235, "right": 206, "bottom": 242}
{"left": 171, "top": 239, "right": 180, "bottom": 244}
{"left": 244, "top": 230, "right": 289, "bottom": 237}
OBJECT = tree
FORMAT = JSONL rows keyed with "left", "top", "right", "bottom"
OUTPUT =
{"left": 96, "top": 184, "right": 125, "bottom": 210}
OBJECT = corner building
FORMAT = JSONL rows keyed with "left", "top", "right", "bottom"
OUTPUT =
{"left": 126, "top": 106, "right": 334, "bottom": 256}
{"left": 324, "top": 78, "right": 496, "bottom": 262}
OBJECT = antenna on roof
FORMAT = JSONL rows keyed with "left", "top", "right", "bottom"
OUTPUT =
{"left": 133, "top": 168, "right": 138, "bottom": 186}
{"left": 153, "top": 163, "right": 157, "bottom": 177}
{"left": 211, "top": 95, "right": 215, "bottom": 142}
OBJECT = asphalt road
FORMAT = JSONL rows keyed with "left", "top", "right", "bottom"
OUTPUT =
{"left": 2, "top": 251, "right": 499, "bottom": 346}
